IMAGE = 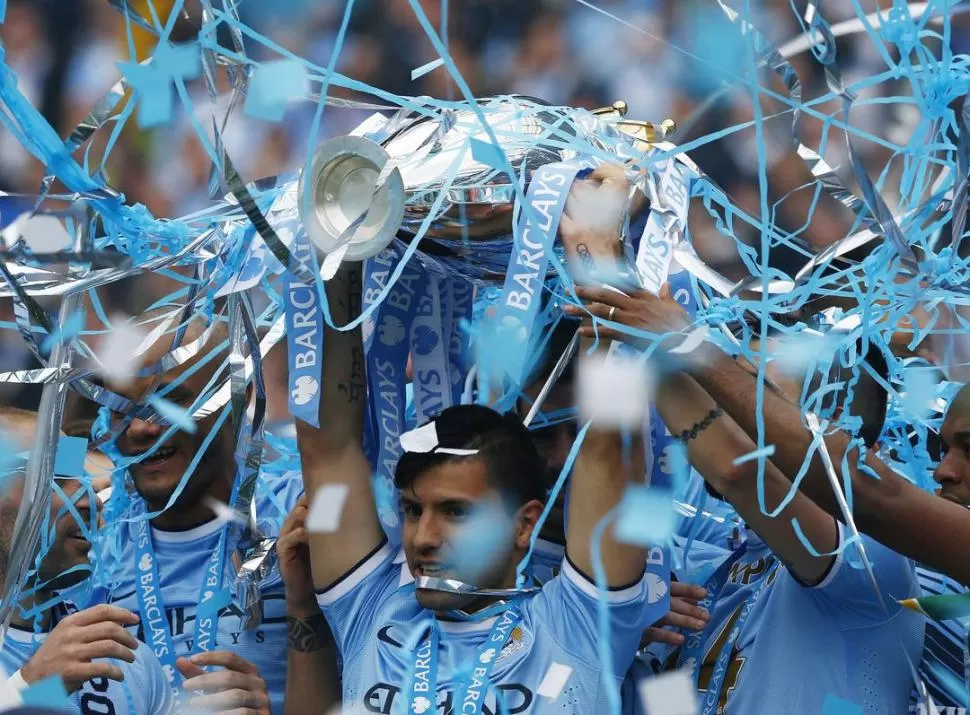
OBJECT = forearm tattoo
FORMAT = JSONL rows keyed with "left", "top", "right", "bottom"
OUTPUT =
{"left": 287, "top": 612, "right": 333, "bottom": 653}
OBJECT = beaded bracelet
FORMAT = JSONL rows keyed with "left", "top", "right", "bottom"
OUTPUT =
{"left": 679, "top": 408, "right": 724, "bottom": 442}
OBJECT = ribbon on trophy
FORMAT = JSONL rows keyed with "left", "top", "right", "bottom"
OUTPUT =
{"left": 283, "top": 231, "right": 324, "bottom": 428}
{"left": 410, "top": 271, "right": 453, "bottom": 424}
{"left": 364, "top": 246, "right": 423, "bottom": 540}
{"left": 489, "top": 159, "right": 596, "bottom": 409}
{"left": 446, "top": 278, "right": 475, "bottom": 406}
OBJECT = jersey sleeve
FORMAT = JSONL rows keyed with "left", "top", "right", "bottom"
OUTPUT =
{"left": 782, "top": 523, "right": 919, "bottom": 628}
{"left": 528, "top": 547, "right": 671, "bottom": 677}
{"left": 316, "top": 539, "right": 400, "bottom": 660}
{"left": 255, "top": 470, "right": 306, "bottom": 536}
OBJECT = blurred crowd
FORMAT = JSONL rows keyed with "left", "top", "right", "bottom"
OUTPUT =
{"left": 1, "top": 0, "right": 969, "bottom": 411}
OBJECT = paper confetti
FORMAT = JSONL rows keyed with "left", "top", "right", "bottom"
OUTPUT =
{"left": 638, "top": 669, "right": 698, "bottom": 715}
{"left": 450, "top": 498, "right": 512, "bottom": 583}
{"left": 536, "top": 663, "right": 573, "bottom": 699}
{"left": 54, "top": 436, "right": 88, "bottom": 479}
{"left": 411, "top": 58, "right": 445, "bottom": 80}
{"left": 615, "top": 485, "right": 676, "bottom": 546}
{"left": 306, "top": 484, "right": 350, "bottom": 533}
{"left": 732, "top": 444, "right": 776, "bottom": 466}
{"left": 117, "top": 62, "right": 175, "bottom": 128}
{"left": 578, "top": 352, "right": 649, "bottom": 428}
{"left": 20, "top": 675, "right": 69, "bottom": 710}
{"left": 244, "top": 59, "right": 310, "bottom": 122}
{"left": 147, "top": 395, "right": 198, "bottom": 434}
{"left": 204, "top": 497, "right": 248, "bottom": 527}
{"left": 94, "top": 319, "right": 147, "bottom": 387}
{"left": 469, "top": 138, "right": 507, "bottom": 171}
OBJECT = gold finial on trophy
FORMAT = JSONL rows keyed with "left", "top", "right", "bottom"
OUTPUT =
{"left": 593, "top": 101, "right": 676, "bottom": 147}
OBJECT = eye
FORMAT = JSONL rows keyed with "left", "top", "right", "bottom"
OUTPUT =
{"left": 444, "top": 504, "right": 469, "bottom": 520}
{"left": 402, "top": 502, "right": 421, "bottom": 520}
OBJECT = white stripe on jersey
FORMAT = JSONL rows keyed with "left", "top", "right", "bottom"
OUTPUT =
{"left": 912, "top": 567, "right": 969, "bottom": 710}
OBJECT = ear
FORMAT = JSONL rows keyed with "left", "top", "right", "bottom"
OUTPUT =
{"left": 514, "top": 499, "right": 545, "bottom": 549}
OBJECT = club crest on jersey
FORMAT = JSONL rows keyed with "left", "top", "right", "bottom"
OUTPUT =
{"left": 496, "top": 625, "right": 528, "bottom": 665}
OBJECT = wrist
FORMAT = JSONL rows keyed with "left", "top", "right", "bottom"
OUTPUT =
{"left": 285, "top": 597, "right": 322, "bottom": 619}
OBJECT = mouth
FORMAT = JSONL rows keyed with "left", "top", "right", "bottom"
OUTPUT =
{"left": 136, "top": 444, "right": 178, "bottom": 470}
{"left": 65, "top": 527, "right": 90, "bottom": 546}
{"left": 414, "top": 563, "right": 452, "bottom": 579}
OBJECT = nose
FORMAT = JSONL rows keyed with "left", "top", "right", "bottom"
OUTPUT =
{"left": 125, "top": 416, "right": 164, "bottom": 444}
{"left": 933, "top": 451, "right": 960, "bottom": 487}
{"left": 413, "top": 511, "right": 443, "bottom": 553}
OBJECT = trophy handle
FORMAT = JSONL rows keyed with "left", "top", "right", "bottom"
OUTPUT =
{"left": 593, "top": 101, "right": 677, "bottom": 147}
{"left": 297, "top": 135, "right": 406, "bottom": 262}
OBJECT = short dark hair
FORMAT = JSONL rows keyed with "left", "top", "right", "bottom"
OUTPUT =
{"left": 814, "top": 340, "right": 889, "bottom": 449}
{"left": 394, "top": 405, "right": 547, "bottom": 509}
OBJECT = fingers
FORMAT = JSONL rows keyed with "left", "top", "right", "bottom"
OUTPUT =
{"left": 563, "top": 299, "right": 623, "bottom": 322}
{"left": 176, "top": 656, "right": 205, "bottom": 680}
{"left": 189, "top": 650, "right": 258, "bottom": 674}
{"left": 575, "top": 326, "right": 628, "bottom": 344}
{"left": 183, "top": 670, "right": 263, "bottom": 695}
{"left": 74, "top": 622, "right": 139, "bottom": 649}
{"left": 640, "top": 627, "right": 685, "bottom": 648}
{"left": 188, "top": 687, "right": 269, "bottom": 712}
{"left": 76, "top": 640, "right": 137, "bottom": 664}
{"left": 670, "top": 582, "right": 708, "bottom": 601}
{"left": 586, "top": 163, "right": 629, "bottom": 185}
{"left": 278, "top": 526, "right": 309, "bottom": 550}
{"left": 70, "top": 662, "right": 127, "bottom": 685}
{"left": 280, "top": 499, "right": 309, "bottom": 538}
{"left": 659, "top": 609, "right": 709, "bottom": 633}
{"left": 69, "top": 605, "right": 139, "bottom": 627}
{"left": 574, "top": 284, "right": 639, "bottom": 309}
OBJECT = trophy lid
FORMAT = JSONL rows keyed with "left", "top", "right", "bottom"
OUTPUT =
{"left": 297, "top": 135, "right": 406, "bottom": 262}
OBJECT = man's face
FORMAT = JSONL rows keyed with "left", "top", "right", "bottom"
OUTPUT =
{"left": 401, "top": 459, "right": 521, "bottom": 613}
{"left": 40, "top": 479, "right": 99, "bottom": 588}
{"left": 934, "top": 406, "right": 970, "bottom": 507}
{"left": 108, "top": 338, "right": 233, "bottom": 510}
{"left": 0, "top": 477, "right": 98, "bottom": 590}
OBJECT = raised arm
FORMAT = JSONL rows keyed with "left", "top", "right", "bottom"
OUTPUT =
{"left": 688, "top": 340, "right": 970, "bottom": 586}
{"left": 567, "top": 286, "right": 838, "bottom": 583}
{"left": 296, "top": 263, "right": 384, "bottom": 590}
{"left": 654, "top": 372, "right": 837, "bottom": 582}
{"left": 568, "top": 282, "right": 970, "bottom": 585}
{"left": 558, "top": 166, "right": 649, "bottom": 587}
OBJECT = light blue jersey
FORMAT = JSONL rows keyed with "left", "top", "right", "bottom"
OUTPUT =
{"left": 644, "top": 526, "right": 923, "bottom": 714}
{"left": 674, "top": 470, "right": 743, "bottom": 551}
{"left": 319, "top": 538, "right": 671, "bottom": 714}
{"left": 912, "top": 567, "right": 969, "bottom": 710}
{"left": 97, "top": 470, "right": 303, "bottom": 715}
{"left": 0, "top": 623, "right": 174, "bottom": 714}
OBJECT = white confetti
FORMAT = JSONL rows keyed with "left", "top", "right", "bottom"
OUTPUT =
{"left": 204, "top": 497, "right": 248, "bottom": 527}
{"left": 536, "top": 662, "right": 573, "bottom": 699}
{"left": 94, "top": 318, "right": 147, "bottom": 386}
{"left": 638, "top": 669, "right": 699, "bottom": 715}
{"left": 578, "top": 352, "right": 649, "bottom": 428}
{"left": 19, "top": 214, "right": 72, "bottom": 253}
{"left": 306, "top": 484, "right": 350, "bottom": 533}
{"left": 411, "top": 57, "right": 445, "bottom": 80}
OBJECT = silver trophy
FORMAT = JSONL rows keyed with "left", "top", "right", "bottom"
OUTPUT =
{"left": 297, "top": 96, "right": 675, "bottom": 278}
